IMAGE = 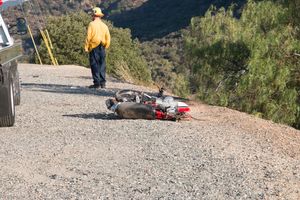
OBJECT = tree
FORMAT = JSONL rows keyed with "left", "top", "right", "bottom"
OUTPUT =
{"left": 37, "top": 12, "right": 151, "bottom": 83}
{"left": 185, "top": 1, "right": 300, "bottom": 127}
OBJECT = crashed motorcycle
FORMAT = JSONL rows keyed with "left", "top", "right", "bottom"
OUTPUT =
{"left": 105, "top": 89, "right": 191, "bottom": 121}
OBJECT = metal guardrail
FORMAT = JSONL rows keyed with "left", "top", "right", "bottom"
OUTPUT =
{"left": 0, "top": 42, "right": 22, "bottom": 65}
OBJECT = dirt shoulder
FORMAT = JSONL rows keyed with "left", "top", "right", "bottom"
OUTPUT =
{"left": 189, "top": 101, "right": 300, "bottom": 159}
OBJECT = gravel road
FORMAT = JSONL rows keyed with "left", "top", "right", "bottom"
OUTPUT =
{"left": 0, "top": 64, "right": 299, "bottom": 199}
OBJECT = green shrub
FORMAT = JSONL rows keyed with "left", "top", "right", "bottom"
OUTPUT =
{"left": 185, "top": 1, "right": 300, "bottom": 127}
{"left": 37, "top": 12, "right": 151, "bottom": 83}
{"left": 140, "top": 32, "right": 190, "bottom": 97}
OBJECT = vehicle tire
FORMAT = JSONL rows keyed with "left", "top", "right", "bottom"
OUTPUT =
{"left": 0, "top": 79, "right": 15, "bottom": 127}
{"left": 14, "top": 71, "right": 21, "bottom": 105}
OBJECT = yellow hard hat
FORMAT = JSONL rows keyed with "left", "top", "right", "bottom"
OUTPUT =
{"left": 92, "top": 7, "right": 104, "bottom": 17}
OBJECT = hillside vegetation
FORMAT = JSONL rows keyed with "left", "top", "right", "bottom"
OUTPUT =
{"left": 37, "top": 12, "right": 151, "bottom": 84}
{"left": 3, "top": 0, "right": 245, "bottom": 40}
{"left": 109, "top": 0, "right": 245, "bottom": 40}
{"left": 184, "top": 0, "right": 300, "bottom": 128}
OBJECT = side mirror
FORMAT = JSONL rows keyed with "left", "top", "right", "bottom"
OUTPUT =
{"left": 16, "top": 17, "right": 27, "bottom": 35}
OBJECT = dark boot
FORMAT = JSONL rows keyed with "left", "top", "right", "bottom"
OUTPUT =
{"left": 88, "top": 84, "right": 100, "bottom": 89}
{"left": 100, "top": 83, "right": 106, "bottom": 88}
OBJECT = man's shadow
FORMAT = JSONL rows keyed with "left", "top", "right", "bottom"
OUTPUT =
{"left": 63, "top": 112, "right": 121, "bottom": 120}
{"left": 21, "top": 83, "right": 117, "bottom": 98}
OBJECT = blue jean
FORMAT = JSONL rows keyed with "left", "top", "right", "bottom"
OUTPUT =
{"left": 89, "top": 45, "right": 106, "bottom": 86}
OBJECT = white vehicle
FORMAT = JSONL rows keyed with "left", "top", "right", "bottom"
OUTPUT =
{"left": 0, "top": 10, "right": 24, "bottom": 127}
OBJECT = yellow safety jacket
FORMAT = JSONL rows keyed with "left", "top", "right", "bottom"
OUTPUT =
{"left": 84, "top": 18, "right": 111, "bottom": 52}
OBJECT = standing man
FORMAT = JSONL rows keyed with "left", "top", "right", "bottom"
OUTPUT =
{"left": 85, "top": 7, "right": 111, "bottom": 89}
